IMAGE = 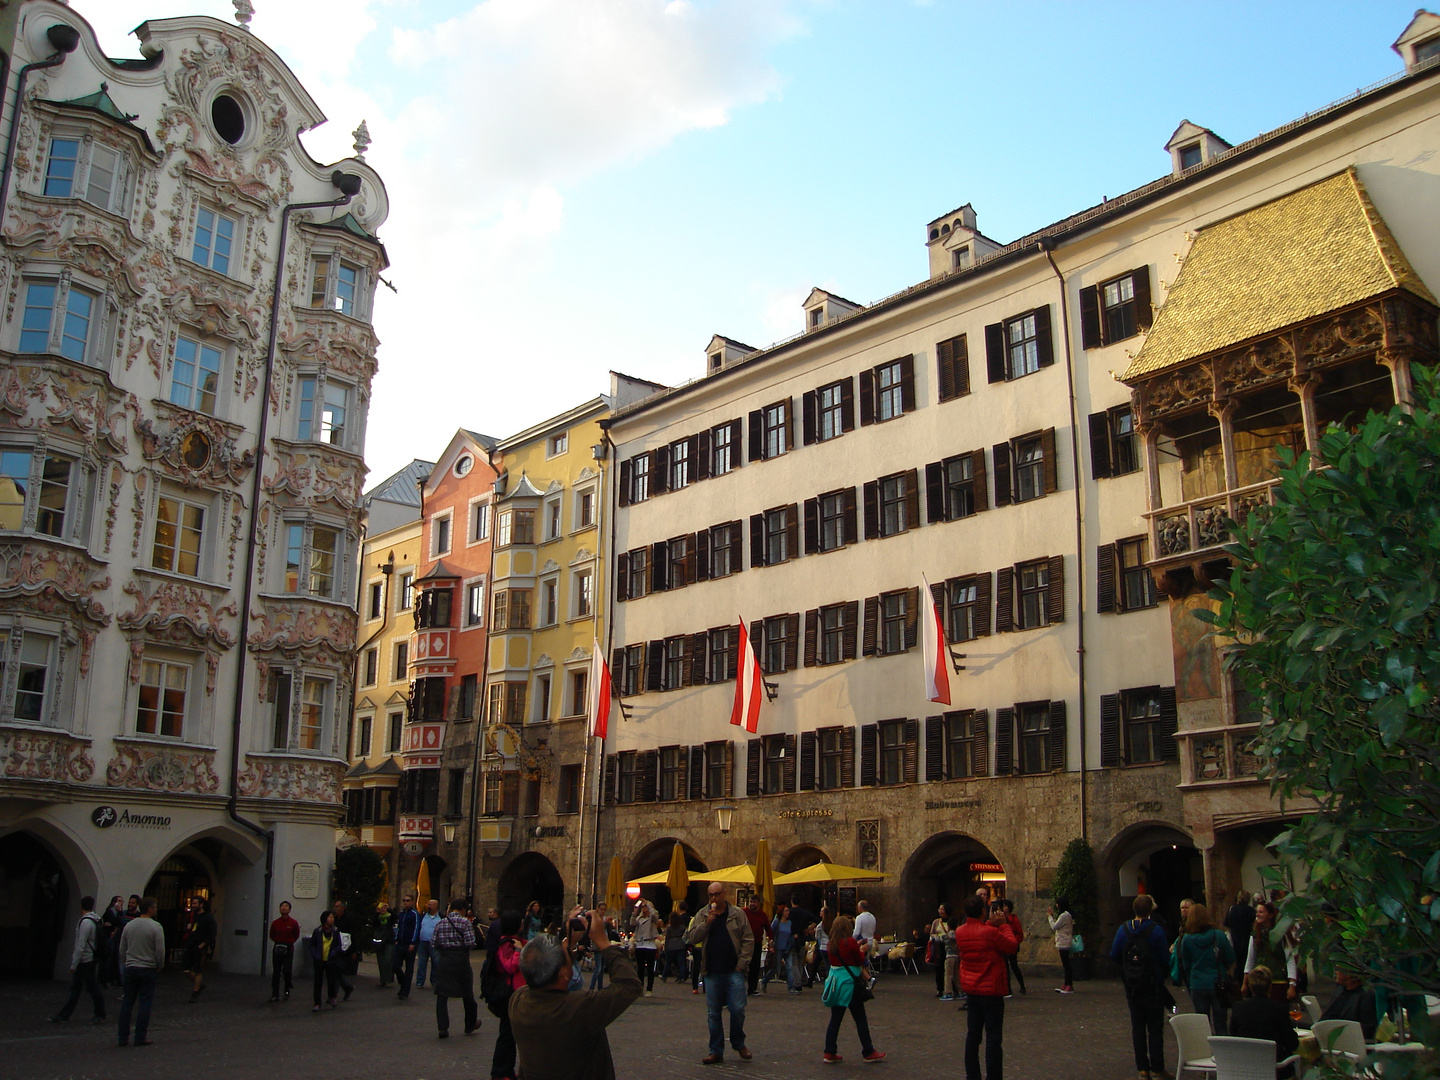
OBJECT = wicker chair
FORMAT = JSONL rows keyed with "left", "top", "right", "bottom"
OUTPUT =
{"left": 1207, "top": 1036, "right": 1303, "bottom": 1080}
{"left": 1171, "top": 1013, "right": 1218, "bottom": 1079}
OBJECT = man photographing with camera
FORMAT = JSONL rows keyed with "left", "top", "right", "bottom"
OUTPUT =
{"left": 509, "top": 907, "right": 641, "bottom": 1079}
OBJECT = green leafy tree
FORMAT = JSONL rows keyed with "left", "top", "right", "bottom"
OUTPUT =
{"left": 1052, "top": 837, "right": 1098, "bottom": 945}
{"left": 334, "top": 845, "right": 387, "bottom": 952}
{"left": 1201, "top": 369, "right": 1440, "bottom": 1005}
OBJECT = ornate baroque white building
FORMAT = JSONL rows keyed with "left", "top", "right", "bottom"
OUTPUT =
{"left": 0, "top": 1, "right": 388, "bottom": 976}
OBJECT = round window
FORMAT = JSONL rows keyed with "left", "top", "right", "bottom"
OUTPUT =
{"left": 454, "top": 455, "right": 473, "bottom": 477}
{"left": 211, "top": 95, "right": 246, "bottom": 145}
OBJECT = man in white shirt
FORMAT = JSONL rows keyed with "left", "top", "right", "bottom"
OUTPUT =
{"left": 854, "top": 900, "right": 878, "bottom": 985}
{"left": 50, "top": 895, "right": 106, "bottom": 1023}
{"left": 116, "top": 896, "right": 166, "bottom": 1046}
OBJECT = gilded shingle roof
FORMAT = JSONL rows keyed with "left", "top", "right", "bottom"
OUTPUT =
{"left": 1123, "top": 169, "right": 1436, "bottom": 381}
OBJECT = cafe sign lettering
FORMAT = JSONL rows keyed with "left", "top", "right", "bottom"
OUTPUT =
{"left": 91, "top": 805, "right": 172, "bottom": 830}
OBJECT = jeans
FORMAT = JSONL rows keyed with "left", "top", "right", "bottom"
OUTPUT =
{"left": 58, "top": 959, "right": 105, "bottom": 1019}
{"left": 825, "top": 1000, "right": 874, "bottom": 1055}
{"left": 117, "top": 966, "right": 158, "bottom": 1044}
{"left": 935, "top": 947, "right": 947, "bottom": 994}
{"left": 589, "top": 949, "right": 606, "bottom": 989}
{"left": 703, "top": 970, "right": 747, "bottom": 1057}
{"left": 395, "top": 947, "right": 416, "bottom": 996}
{"left": 662, "top": 947, "right": 686, "bottom": 980}
{"left": 491, "top": 1011, "right": 518, "bottom": 1077}
{"left": 1126, "top": 995, "right": 1166, "bottom": 1074}
{"left": 271, "top": 944, "right": 294, "bottom": 997}
{"left": 635, "top": 947, "right": 656, "bottom": 991}
{"left": 1058, "top": 947, "right": 1074, "bottom": 987}
{"left": 416, "top": 940, "right": 434, "bottom": 986}
{"left": 965, "top": 993, "right": 1005, "bottom": 1080}
{"left": 1188, "top": 986, "right": 1227, "bottom": 1034}
{"left": 788, "top": 942, "right": 806, "bottom": 990}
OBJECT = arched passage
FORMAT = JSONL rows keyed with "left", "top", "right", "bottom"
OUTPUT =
{"left": 626, "top": 838, "right": 707, "bottom": 918}
{"left": 1099, "top": 821, "right": 1199, "bottom": 936}
{"left": 142, "top": 825, "right": 263, "bottom": 969}
{"left": 497, "top": 852, "right": 565, "bottom": 927}
{"left": 900, "top": 831, "right": 1005, "bottom": 934}
{"left": 0, "top": 832, "right": 69, "bottom": 978}
{"left": 776, "top": 844, "right": 831, "bottom": 916}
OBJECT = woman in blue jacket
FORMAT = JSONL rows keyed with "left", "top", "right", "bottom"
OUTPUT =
{"left": 1178, "top": 903, "right": 1235, "bottom": 1033}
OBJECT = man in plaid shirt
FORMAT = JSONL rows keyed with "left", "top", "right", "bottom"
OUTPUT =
{"left": 432, "top": 899, "right": 479, "bottom": 1038}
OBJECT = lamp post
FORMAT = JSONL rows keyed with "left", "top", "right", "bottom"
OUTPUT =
{"left": 715, "top": 804, "right": 737, "bottom": 835}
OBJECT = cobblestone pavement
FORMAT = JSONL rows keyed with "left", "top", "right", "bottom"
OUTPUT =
{"left": 1, "top": 958, "right": 1178, "bottom": 1080}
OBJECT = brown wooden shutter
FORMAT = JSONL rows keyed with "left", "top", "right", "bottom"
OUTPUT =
{"left": 800, "top": 730, "right": 817, "bottom": 790}
{"left": 843, "top": 487, "right": 858, "bottom": 545}
{"left": 652, "top": 446, "right": 670, "bottom": 495}
{"left": 985, "top": 322, "right": 1006, "bottom": 383}
{"left": 925, "top": 461, "right": 945, "bottom": 523}
{"left": 618, "top": 458, "right": 632, "bottom": 507}
{"left": 1100, "top": 693, "right": 1122, "bottom": 767}
{"left": 730, "top": 521, "right": 744, "bottom": 570}
{"left": 748, "top": 410, "right": 763, "bottom": 461}
{"left": 695, "top": 431, "right": 711, "bottom": 481}
{"left": 859, "top": 368, "right": 876, "bottom": 426}
{"left": 676, "top": 746, "right": 689, "bottom": 800}
{"left": 679, "top": 636, "right": 694, "bottom": 687}
{"left": 937, "top": 338, "right": 956, "bottom": 402}
{"left": 803, "top": 389, "right": 819, "bottom": 445}
{"left": 1079, "top": 284, "right": 1102, "bottom": 349}
{"left": 690, "top": 744, "right": 705, "bottom": 797}
{"left": 860, "top": 723, "right": 877, "bottom": 786}
{"left": 863, "top": 481, "right": 880, "bottom": 539}
{"left": 746, "top": 738, "right": 761, "bottom": 796}
{"left": 603, "top": 756, "right": 616, "bottom": 804}
{"left": 974, "top": 571, "right": 992, "bottom": 637}
{"left": 842, "top": 600, "right": 859, "bottom": 660}
{"left": 862, "top": 596, "right": 879, "bottom": 655}
{"left": 723, "top": 740, "right": 735, "bottom": 796}
{"left": 783, "top": 732, "right": 797, "bottom": 793}
{"left": 785, "top": 505, "right": 799, "bottom": 563}
{"left": 1133, "top": 265, "right": 1154, "bottom": 332}
{"left": 1089, "top": 412, "right": 1113, "bottom": 479}
{"left": 925, "top": 715, "right": 944, "bottom": 781}
{"left": 1034, "top": 305, "right": 1054, "bottom": 368}
{"left": 749, "top": 514, "right": 765, "bottom": 568}
{"left": 804, "top": 609, "right": 819, "bottom": 667}
{"left": 784, "top": 612, "right": 800, "bottom": 671}
{"left": 903, "top": 718, "right": 919, "bottom": 783}
{"left": 1047, "top": 699, "right": 1067, "bottom": 771}
{"left": 694, "top": 529, "right": 710, "bottom": 583}
{"left": 1159, "top": 686, "right": 1179, "bottom": 761}
{"left": 994, "top": 707, "right": 1014, "bottom": 775}
{"left": 690, "top": 632, "right": 709, "bottom": 685}
{"left": 904, "top": 586, "right": 921, "bottom": 650}
{"left": 992, "top": 442, "right": 1013, "bottom": 507}
{"left": 971, "top": 448, "right": 989, "bottom": 513}
{"left": 1096, "top": 543, "right": 1117, "bottom": 614}
{"left": 903, "top": 469, "right": 920, "bottom": 532}
{"left": 645, "top": 641, "right": 664, "bottom": 691}
{"left": 652, "top": 541, "right": 668, "bottom": 592}
{"left": 972, "top": 710, "right": 990, "bottom": 777}
{"left": 841, "top": 727, "right": 856, "bottom": 787}
{"left": 611, "top": 648, "right": 626, "bottom": 696}
{"left": 930, "top": 579, "right": 945, "bottom": 609}
{"left": 803, "top": 498, "right": 819, "bottom": 554}
{"left": 952, "top": 335, "right": 970, "bottom": 396}
{"left": 1042, "top": 427, "right": 1059, "bottom": 494}
{"left": 729, "top": 419, "right": 743, "bottom": 464}
{"left": 636, "top": 750, "right": 656, "bottom": 801}
{"left": 1047, "top": 554, "right": 1066, "bottom": 624}
{"left": 727, "top": 626, "right": 740, "bottom": 680}
{"left": 684, "top": 533, "right": 698, "bottom": 585}
{"left": 616, "top": 552, "right": 630, "bottom": 603}
{"left": 899, "top": 354, "right": 916, "bottom": 414}
{"left": 994, "top": 567, "right": 1014, "bottom": 633}
{"left": 840, "top": 378, "right": 856, "bottom": 432}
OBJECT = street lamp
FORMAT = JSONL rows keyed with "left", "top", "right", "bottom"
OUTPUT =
{"left": 715, "top": 804, "right": 737, "bottom": 834}
{"left": 441, "top": 820, "right": 458, "bottom": 844}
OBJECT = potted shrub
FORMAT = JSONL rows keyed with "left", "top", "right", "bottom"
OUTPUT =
{"left": 1051, "top": 838, "right": 1099, "bottom": 980}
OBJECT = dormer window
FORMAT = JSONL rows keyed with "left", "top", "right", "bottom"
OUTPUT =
{"left": 42, "top": 137, "right": 131, "bottom": 215}
{"left": 309, "top": 254, "right": 363, "bottom": 317}
{"left": 709, "top": 352, "right": 723, "bottom": 371}
{"left": 1418, "top": 35, "right": 1440, "bottom": 64}
{"left": 809, "top": 308, "right": 822, "bottom": 328}
{"left": 1178, "top": 143, "right": 1203, "bottom": 171}
{"left": 952, "top": 247, "right": 971, "bottom": 270}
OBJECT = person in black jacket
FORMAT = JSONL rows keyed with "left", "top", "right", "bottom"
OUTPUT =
{"left": 309, "top": 912, "right": 353, "bottom": 1011}
{"left": 1319, "top": 968, "right": 1378, "bottom": 1040}
{"left": 1229, "top": 966, "right": 1298, "bottom": 1078}
{"left": 393, "top": 893, "right": 422, "bottom": 999}
{"left": 182, "top": 898, "right": 217, "bottom": 1003}
{"left": 1224, "top": 892, "right": 1256, "bottom": 981}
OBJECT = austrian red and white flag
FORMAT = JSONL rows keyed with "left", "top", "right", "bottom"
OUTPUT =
{"left": 920, "top": 575, "right": 952, "bottom": 705}
{"left": 588, "top": 638, "right": 612, "bottom": 740}
{"left": 730, "top": 618, "right": 764, "bottom": 734}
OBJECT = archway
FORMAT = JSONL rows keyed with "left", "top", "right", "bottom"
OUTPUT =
{"left": 900, "top": 831, "right": 1005, "bottom": 936}
{"left": 1100, "top": 822, "right": 1200, "bottom": 938}
{"left": 626, "top": 838, "right": 707, "bottom": 919}
{"left": 496, "top": 852, "right": 565, "bottom": 928}
{"left": 777, "top": 844, "right": 831, "bottom": 917}
{"left": 0, "top": 832, "right": 69, "bottom": 978}
{"left": 144, "top": 852, "right": 211, "bottom": 963}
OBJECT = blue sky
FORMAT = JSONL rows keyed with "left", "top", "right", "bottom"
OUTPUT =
{"left": 90, "top": 1, "right": 1418, "bottom": 482}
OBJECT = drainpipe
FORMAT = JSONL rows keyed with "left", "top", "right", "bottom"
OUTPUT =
{"left": 228, "top": 171, "right": 363, "bottom": 973}
{"left": 0, "top": 23, "right": 82, "bottom": 219}
{"left": 1039, "top": 238, "right": 1090, "bottom": 843}
{"left": 344, "top": 549, "right": 393, "bottom": 847}
{"left": 583, "top": 425, "right": 617, "bottom": 907}
{"left": 464, "top": 445, "right": 500, "bottom": 903}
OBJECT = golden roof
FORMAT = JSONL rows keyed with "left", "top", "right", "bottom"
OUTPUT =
{"left": 1122, "top": 169, "right": 1436, "bottom": 381}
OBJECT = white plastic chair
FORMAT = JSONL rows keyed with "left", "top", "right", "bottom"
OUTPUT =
{"left": 1308, "top": 1018, "right": 1365, "bottom": 1065}
{"left": 1207, "top": 1036, "right": 1303, "bottom": 1080}
{"left": 1170, "top": 1013, "right": 1217, "bottom": 1079}
{"left": 1299, "top": 995, "right": 1322, "bottom": 1026}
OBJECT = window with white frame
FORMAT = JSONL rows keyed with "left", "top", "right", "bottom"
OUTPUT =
{"left": 309, "top": 254, "right": 362, "bottom": 317}
{"left": 191, "top": 206, "right": 236, "bottom": 274}
{"left": 299, "top": 677, "right": 329, "bottom": 751}
{"left": 283, "top": 521, "right": 343, "bottom": 598}
{"left": 297, "top": 375, "right": 351, "bottom": 448}
{"left": 540, "top": 578, "right": 559, "bottom": 626}
{"left": 18, "top": 278, "right": 100, "bottom": 364}
{"left": 465, "top": 578, "right": 486, "bottom": 627}
{"left": 2, "top": 631, "right": 55, "bottom": 723}
{"left": 136, "top": 654, "right": 190, "bottom": 738}
{"left": 573, "top": 569, "right": 593, "bottom": 619}
{"left": 367, "top": 581, "right": 383, "bottom": 620}
{"left": 574, "top": 488, "right": 595, "bottom": 530}
{"left": 398, "top": 571, "right": 414, "bottom": 612}
{"left": 544, "top": 496, "right": 562, "bottom": 541}
{"left": 151, "top": 494, "right": 207, "bottom": 577}
{"left": 169, "top": 335, "right": 223, "bottom": 416}
{"left": 0, "top": 447, "right": 89, "bottom": 541}
{"left": 42, "top": 137, "right": 131, "bottom": 215}
{"left": 431, "top": 511, "right": 452, "bottom": 558}
{"left": 533, "top": 672, "right": 551, "bottom": 722}
{"left": 547, "top": 432, "right": 568, "bottom": 457}
{"left": 568, "top": 668, "right": 588, "bottom": 716}
{"left": 363, "top": 647, "right": 378, "bottom": 687}
{"left": 470, "top": 498, "right": 490, "bottom": 543}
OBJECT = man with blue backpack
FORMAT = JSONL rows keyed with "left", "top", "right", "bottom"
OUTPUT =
{"left": 1110, "top": 895, "right": 1172, "bottom": 1080}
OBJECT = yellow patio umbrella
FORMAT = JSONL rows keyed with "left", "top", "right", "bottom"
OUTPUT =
{"left": 754, "top": 838, "right": 775, "bottom": 916}
{"left": 772, "top": 862, "right": 888, "bottom": 885}
{"left": 628, "top": 869, "right": 672, "bottom": 885}
{"left": 604, "top": 854, "right": 625, "bottom": 912}
{"left": 690, "top": 863, "right": 757, "bottom": 884}
{"left": 666, "top": 842, "right": 690, "bottom": 906}
{"left": 415, "top": 857, "right": 432, "bottom": 908}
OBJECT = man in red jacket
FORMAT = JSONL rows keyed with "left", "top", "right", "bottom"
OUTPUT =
{"left": 956, "top": 894, "right": 1018, "bottom": 1080}
{"left": 268, "top": 901, "right": 301, "bottom": 1002}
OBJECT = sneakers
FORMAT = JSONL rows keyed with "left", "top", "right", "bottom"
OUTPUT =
{"left": 939, "top": 994, "right": 954, "bottom": 1001}
{"left": 644, "top": 990, "right": 652, "bottom": 997}
{"left": 1055, "top": 985, "right": 1074, "bottom": 994}
{"left": 438, "top": 1030, "right": 449, "bottom": 1039}
{"left": 268, "top": 994, "right": 279, "bottom": 1002}
{"left": 863, "top": 1050, "right": 887, "bottom": 1063}
{"left": 823, "top": 1053, "right": 844, "bottom": 1064}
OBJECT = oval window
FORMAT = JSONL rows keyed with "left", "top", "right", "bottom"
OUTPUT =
{"left": 212, "top": 95, "right": 245, "bottom": 145}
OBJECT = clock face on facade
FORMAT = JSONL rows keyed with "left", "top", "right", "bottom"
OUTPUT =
{"left": 181, "top": 429, "right": 212, "bottom": 470}
{"left": 454, "top": 455, "right": 473, "bottom": 477}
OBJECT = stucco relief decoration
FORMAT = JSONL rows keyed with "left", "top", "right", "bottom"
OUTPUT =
{"left": 263, "top": 444, "right": 363, "bottom": 509}
{"left": 247, "top": 601, "right": 357, "bottom": 664}
{"left": 0, "top": 542, "right": 110, "bottom": 626}
{"left": 3, "top": 207, "right": 146, "bottom": 305}
{"left": 236, "top": 755, "right": 342, "bottom": 804}
{"left": 0, "top": 727, "right": 96, "bottom": 784}
{"left": 130, "top": 471, "right": 148, "bottom": 557}
{"left": 857, "top": 819, "right": 881, "bottom": 869}
{"left": 133, "top": 409, "right": 255, "bottom": 485}
{"left": 156, "top": 271, "right": 266, "bottom": 348}
{"left": 0, "top": 359, "right": 130, "bottom": 452}
{"left": 1193, "top": 737, "right": 1227, "bottom": 782}
{"left": 106, "top": 743, "right": 220, "bottom": 794}
{"left": 118, "top": 578, "right": 238, "bottom": 650}
{"left": 278, "top": 322, "right": 379, "bottom": 385}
